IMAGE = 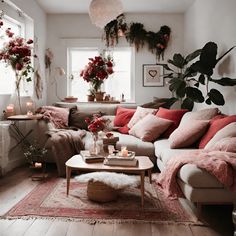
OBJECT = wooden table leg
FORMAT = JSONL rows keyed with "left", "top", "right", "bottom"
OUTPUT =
{"left": 66, "top": 166, "right": 71, "bottom": 195}
{"left": 148, "top": 169, "right": 152, "bottom": 183}
{"left": 140, "top": 171, "right": 145, "bottom": 208}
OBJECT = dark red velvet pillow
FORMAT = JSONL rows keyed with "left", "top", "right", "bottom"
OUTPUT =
{"left": 114, "top": 107, "right": 136, "bottom": 127}
{"left": 199, "top": 114, "right": 236, "bottom": 148}
{"left": 156, "top": 107, "right": 188, "bottom": 137}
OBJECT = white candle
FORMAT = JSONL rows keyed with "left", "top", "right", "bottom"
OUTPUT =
{"left": 6, "top": 104, "right": 14, "bottom": 113}
{"left": 121, "top": 146, "right": 128, "bottom": 157}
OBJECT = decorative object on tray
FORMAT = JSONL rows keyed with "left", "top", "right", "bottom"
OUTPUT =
{"left": 80, "top": 150, "right": 105, "bottom": 163}
{"left": 0, "top": 19, "right": 35, "bottom": 114}
{"left": 104, "top": 149, "right": 138, "bottom": 167}
{"left": 80, "top": 54, "right": 114, "bottom": 101}
{"left": 85, "top": 115, "right": 111, "bottom": 155}
{"left": 102, "top": 133, "right": 119, "bottom": 153}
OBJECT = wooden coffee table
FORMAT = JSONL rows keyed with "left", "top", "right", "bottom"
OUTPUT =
{"left": 65, "top": 155, "right": 154, "bottom": 207}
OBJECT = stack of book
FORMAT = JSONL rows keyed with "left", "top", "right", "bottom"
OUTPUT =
{"left": 104, "top": 151, "right": 138, "bottom": 167}
{"left": 80, "top": 150, "right": 105, "bottom": 163}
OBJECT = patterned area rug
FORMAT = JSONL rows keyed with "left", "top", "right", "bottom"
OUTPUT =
{"left": 4, "top": 177, "right": 196, "bottom": 223}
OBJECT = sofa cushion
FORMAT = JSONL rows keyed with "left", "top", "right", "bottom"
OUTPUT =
{"left": 69, "top": 107, "right": 104, "bottom": 130}
{"left": 180, "top": 107, "right": 219, "bottom": 124}
{"left": 199, "top": 115, "right": 236, "bottom": 148}
{"left": 156, "top": 108, "right": 188, "bottom": 137}
{"left": 154, "top": 139, "right": 223, "bottom": 188}
{"left": 114, "top": 106, "right": 136, "bottom": 127}
{"left": 113, "top": 131, "right": 156, "bottom": 162}
{"left": 205, "top": 122, "right": 236, "bottom": 149}
{"left": 154, "top": 139, "right": 196, "bottom": 165}
{"left": 127, "top": 106, "right": 157, "bottom": 129}
{"left": 207, "top": 137, "right": 236, "bottom": 153}
{"left": 168, "top": 120, "right": 209, "bottom": 148}
{"left": 117, "top": 125, "right": 129, "bottom": 134}
{"left": 129, "top": 114, "right": 172, "bottom": 142}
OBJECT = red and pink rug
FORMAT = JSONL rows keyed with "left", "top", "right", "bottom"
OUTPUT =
{"left": 4, "top": 177, "right": 195, "bottom": 223}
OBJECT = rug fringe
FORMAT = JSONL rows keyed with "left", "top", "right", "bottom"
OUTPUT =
{"left": 0, "top": 215, "right": 204, "bottom": 226}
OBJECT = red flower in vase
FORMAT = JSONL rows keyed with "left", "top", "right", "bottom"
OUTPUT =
{"left": 85, "top": 115, "right": 110, "bottom": 134}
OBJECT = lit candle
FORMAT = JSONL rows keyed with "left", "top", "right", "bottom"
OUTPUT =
{"left": 26, "top": 101, "right": 33, "bottom": 116}
{"left": 121, "top": 146, "right": 128, "bottom": 157}
{"left": 6, "top": 104, "right": 14, "bottom": 113}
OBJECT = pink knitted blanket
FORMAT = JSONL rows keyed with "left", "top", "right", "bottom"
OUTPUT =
{"left": 157, "top": 150, "right": 236, "bottom": 199}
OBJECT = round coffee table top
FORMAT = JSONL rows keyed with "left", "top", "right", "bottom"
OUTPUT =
{"left": 66, "top": 155, "right": 153, "bottom": 172}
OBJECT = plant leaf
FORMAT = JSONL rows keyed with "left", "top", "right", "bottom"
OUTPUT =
{"left": 185, "top": 87, "right": 204, "bottom": 103}
{"left": 198, "top": 74, "right": 205, "bottom": 85}
{"left": 185, "top": 49, "right": 201, "bottom": 63}
{"left": 181, "top": 98, "right": 193, "bottom": 111}
{"left": 211, "top": 77, "right": 236, "bottom": 86}
{"left": 205, "top": 97, "right": 212, "bottom": 105}
{"left": 162, "top": 64, "right": 174, "bottom": 72}
{"left": 168, "top": 53, "right": 185, "bottom": 69}
{"left": 216, "top": 46, "right": 236, "bottom": 64}
{"left": 176, "top": 81, "right": 186, "bottom": 98}
{"left": 200, "top": 42, "right": 217, "bottom": 69}
{"left": 208, "top": 89, "right": 225, "bottom": 105}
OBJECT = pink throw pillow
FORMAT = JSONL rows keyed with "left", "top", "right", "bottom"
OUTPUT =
{"left": 207, "top": 137, "right": 236, "bottom": 153}
{"left": 199, "top": 115, "right": 236, "bottom": 148}
{"left": 37, "top": 106, "right": 69, "bottom": 128}
{"left": 129, "top": 114, "right": 173, "bottom": 142}
{"left": 127, "top": 106, "right": 157, "bottom": 129}
{"left": 169, "top": 120, "right": 209, "bottom": 149}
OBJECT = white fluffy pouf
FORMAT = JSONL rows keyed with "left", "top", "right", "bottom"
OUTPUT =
{"left": 75, "top": 172, "right": 140, "bottom": 190}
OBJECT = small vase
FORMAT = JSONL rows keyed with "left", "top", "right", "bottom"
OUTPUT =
{"left": 89, "top": 133, "right": 99, "bottom": 155}
{"left": 95, "top": 92, "right": 105, "bottom": 102}
{"left": 87, "top": 94, "right": 95, "bottom": 102}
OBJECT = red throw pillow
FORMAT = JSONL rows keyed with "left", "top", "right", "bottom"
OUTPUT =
{"left": 114, "top": 107, "right": 136, "bottom": 127}
{"left": 118, "top": 124, "right": 130, "bottom": 134}
{"left": 199, "top": 115, "right": 236, "bottom": 148}
{"left": 156, "top": 107, "right": 188, "bottom": 137}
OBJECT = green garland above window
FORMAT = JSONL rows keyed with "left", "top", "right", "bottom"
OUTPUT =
{"left": 103, "top": 14, "right": 171, "bottom": 61}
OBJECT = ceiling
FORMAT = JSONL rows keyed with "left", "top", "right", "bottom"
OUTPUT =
{"left": 35, "top": 0, "right": 195, "bottom": 14}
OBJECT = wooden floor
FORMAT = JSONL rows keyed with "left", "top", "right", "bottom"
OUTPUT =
{"left": 0, "top": 165, "right": 234, "bottom": 236}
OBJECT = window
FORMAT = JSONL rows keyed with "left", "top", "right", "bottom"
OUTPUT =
{"left": 0, "top": 16, "right": 23, "bottom": 94}
{"left": 68, "top": 47, "right": 134, "bottom": 102}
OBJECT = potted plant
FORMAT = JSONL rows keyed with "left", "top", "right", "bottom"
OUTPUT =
{"left": 164, "top": 42, "right": 236, "bottom": 110}
{"left": 80, "top": 55, "right": 114, "bottom": 101}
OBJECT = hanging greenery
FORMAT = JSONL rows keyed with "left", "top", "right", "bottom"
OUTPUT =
{"left": 103, "top": 14, "right": 127, "bottom": 47}
{"left": 103, "top": 14, "right": 171, "bottom": 60}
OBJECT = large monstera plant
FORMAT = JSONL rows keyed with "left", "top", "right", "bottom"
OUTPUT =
{"left": 164, "top": 42, "right": 236, "bottom": 110}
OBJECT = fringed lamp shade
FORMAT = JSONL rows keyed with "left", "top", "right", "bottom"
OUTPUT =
{"left": 89, "top": 0, "right": 123, "bottom": 29}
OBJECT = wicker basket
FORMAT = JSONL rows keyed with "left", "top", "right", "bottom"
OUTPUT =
{"left": 87, "top": 180, "right": 118, "bottom": 203}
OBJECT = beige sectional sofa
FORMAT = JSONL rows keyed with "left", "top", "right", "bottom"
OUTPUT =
{"left": 39, "top": 102, "right": 236, "bottom": 207}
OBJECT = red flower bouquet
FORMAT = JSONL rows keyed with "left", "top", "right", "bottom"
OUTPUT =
{"left": 0, "top": 19, "right": 35, "bottom": 112}
{"left": 80, "top": 55, "right": 114, "bottom": 94}
{"left": 85, "top": 115, "right": 110, "bottom": 134}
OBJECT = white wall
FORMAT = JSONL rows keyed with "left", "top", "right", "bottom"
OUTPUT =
{"left": 46, "top": 13, "right": 184, "bottom": 105}
{"left": 184, "top": 0, "right": 236, "bottom": 114}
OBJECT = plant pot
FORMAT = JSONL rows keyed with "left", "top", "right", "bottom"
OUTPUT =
{"left": 95, "top": 92, "right": 105, "bottom": 102}
{"left": 87, "top": 94, "right": 95, "bottom": 102}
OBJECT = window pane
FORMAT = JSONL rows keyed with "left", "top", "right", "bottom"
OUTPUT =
{"left": 70, "top": 49, "right": 98, "bottom": 101}
{"left": 104, "top": 49, "right": 131, "bottom": 101}
{"left": 0, "top": 17, "right": 22, "bottom": 94}
{"left": 68, "top": 47, "right": 132, "bottom": 102}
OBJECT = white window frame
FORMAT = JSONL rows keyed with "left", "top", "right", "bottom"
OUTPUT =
{"left": 66, "top": 38, "right": 135, "bottom": 103}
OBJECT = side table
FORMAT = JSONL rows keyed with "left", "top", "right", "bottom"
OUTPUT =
{"left": 7, "top": 114, "right": 43, "bottom": 150}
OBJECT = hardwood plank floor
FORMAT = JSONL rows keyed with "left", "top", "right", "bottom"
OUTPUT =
{"left": 0, "top": 165, "right": 234, "bottom": 236}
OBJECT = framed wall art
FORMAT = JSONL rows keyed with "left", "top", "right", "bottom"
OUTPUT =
{"left": 143, "top": 64, "right": 164, "bottom": 87}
